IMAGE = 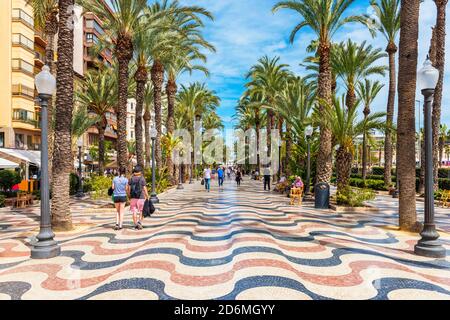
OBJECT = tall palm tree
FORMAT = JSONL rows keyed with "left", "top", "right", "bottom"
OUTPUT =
{"left": 325, "top": 96, "right": 386, "bottom": 194}
{"left": 27, "top": 0, "right": 58, "bottom": 184}
{"left": 143, "top": 83, "right": 154, "bottom": 169}
{"left": 75, "top": 69, "right": 117, "bottom": 175}
{"left": 273, "top": 0, "right": 366, "bottom": 185}
{"left": 51, "top": 0, "right": 74, "bottom": 231}
{"left": 366, "top": 0, "right": 401, "bottom": 187}
{"left": 396, "top": 0, "right": 421, "bottom": 232}
{"left": 438, "top": 124, "right": 448, "bottom": 167}
{"left": 333, "top": 40, "right": 387, "bottom": 110}
{"left": 80, "top": 0, "right": 148, "bottom": 173}
{"left": 431, "top": 0, "right": 448, "bottom": 186}
{"left": 356, "top": 79, "right": 384, "bottom": 181}
{"left": 246, "top": 56, "right": 290, "bottom": 163}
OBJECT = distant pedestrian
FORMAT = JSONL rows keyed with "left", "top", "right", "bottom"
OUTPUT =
{"left": 263, "top": 166, "right": 271, "bottom": 191}
{"left": 203, "top": 165, "right": 212, "bottom": 192}
{"left": 127, "top": 166, "right": 148, "bottom": 230}
{"left": 217, "top": 166, "right": 224, "bottom": 187}
{"left": 227, "top": 167, "right": 231, "bottom": 180}
{"left": 235, "top": 170, "right": 242, "bottom": 186}
{"left": 111, "top": 167, "right": 128, "bottom": 231}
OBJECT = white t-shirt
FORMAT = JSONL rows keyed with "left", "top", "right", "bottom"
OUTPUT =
{"left": 204, "top": 168, "right": 211, "bottom": 179}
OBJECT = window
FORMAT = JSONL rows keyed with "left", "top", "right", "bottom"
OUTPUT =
{"left": 130, "top": 131, "right": 134, "bottom": 139}
{"left": 15, "top": 134, "right": 24, "bottom": 149}
{"left": 13, "top": 109, "right": 35, "bottom": 126}
{"left": 12, "top": 84, "right": 34, "bottom": 99}
{"left": 86, "top": 33, "right": 98, "bottom": 43}
{"left": 12, "top": 9, "right": 34, "bottom": 27}
{"left": 27, "top": 135, "right": 32, "bottom": 149}
{"left": 0, "top": 132, "right": 4, "bottom": 148}
{"left": 12, "top": 59, "right": 34, "bottom": 74}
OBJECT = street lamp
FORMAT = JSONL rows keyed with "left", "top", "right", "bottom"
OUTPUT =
{"left": 75, "top": 136, "right": 84, "bottom": 198}
{"left": 304, "top": 126, "right": 313, "bottom": 198}
{"left": 189, "top": 146, "right": 194, "bottom": 184}
{"left": 31, "top": 65, "right": 60, "bottom": 259}
{"left": 150, "top": 126, "right": 159, "bottom": 203}
{"left": 414, "top": 57, "right": 446, "bottom": 258}
{"left": 177, "top": 149, "right": 184, "bottom": 190}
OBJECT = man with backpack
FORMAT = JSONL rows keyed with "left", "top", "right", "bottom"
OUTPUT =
{"left": 127, "top": 166, "right": 149, "bottom": 230}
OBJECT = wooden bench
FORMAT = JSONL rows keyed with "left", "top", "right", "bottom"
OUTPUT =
{"left": 290, "top": 187, "right": 303, "bottom": 206}
{"left": 14, "top": 192, "right": 33, "bottom": 208}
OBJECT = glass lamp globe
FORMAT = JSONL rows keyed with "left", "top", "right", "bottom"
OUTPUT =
{"left": 77, "top": 136, "right": 83, "bottom": 148}
{"left": 150, "top": 127, "right": 157, "bottom": 139}
{"left": 418, "top": 57, "right": 439, "bottom": 91}
{"left": 35, "top": 65, "right": 56, "bottom": 95}
{"left": 305, "top": 126, "right": 313, "bottom": 138}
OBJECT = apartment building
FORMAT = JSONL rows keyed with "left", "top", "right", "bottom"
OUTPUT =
{"left": 0, "top": 0, "right": 41, "bottom": 150}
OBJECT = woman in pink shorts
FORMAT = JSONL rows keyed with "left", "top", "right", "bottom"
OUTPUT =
{"left": 127, "top": 166, "right": 149, "bottom": 230}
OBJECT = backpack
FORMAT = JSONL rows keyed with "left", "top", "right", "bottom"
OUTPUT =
{"left": 130, "top": 177, "right": 142, "bottom": 199}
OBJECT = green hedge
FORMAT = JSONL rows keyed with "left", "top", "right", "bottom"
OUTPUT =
{"left": 0, "top": 195, "right": 5, "bottom": 208}
{"left": 349, "top": 178, "right": 387, "bottom": 191}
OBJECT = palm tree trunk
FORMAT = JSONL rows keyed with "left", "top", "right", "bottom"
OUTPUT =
{"left": 316, "top": 41, "right": 333, "bottom": 184}
{"left": 336, "top": 147, "right": 352, "bottom": 194}
{"left": 151, "top": 60, "right": 164, "bottom": 171}
{"left": 115, "top": 36, "right": 133, "bottom": 173}
{"left": 51, "top": 0, "right": 74, "bottom": 231}
{"left": 266, "top": 109, "right": 274, "bottom": 162}
{"left": 362, "top": 133, "right": 368, "bottom": 181}
{"left": 255, "top": 109, "right": 260, "bottom": 171}
{"left": 97, "top": 125, "right": 105, "bottom": 175}
{"left": 384, "top": 43, "right": 398, "bottom": 188}
{"left": 134, "top": 65, "right": 147, "bottom": 169}
{"left": 432, "top": 0, "right": 448, "bottom": 189}
{"left": 419, "top": 135, "right": 425, "bottom": 194}
{"left": 278, "top": 117, "right": 283, "bottom": 178}
{"left": 143, "top": 109, "right": 151, "bottom": 170}
{"left": 166, "top": 78, "right": 176, "bottom": 183}
{"left": 396, "top": 0, "right": 420, "bottom": 232}
{"left": 285, "top": 122, "right": 292, "bottom": 177}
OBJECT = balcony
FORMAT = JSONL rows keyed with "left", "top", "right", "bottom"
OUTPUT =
{"left": 12, "top": 59, "right": 34, "bottom": 76}
{"left": 12, "top": 8, "right": 34, "bottom": 29}
{"left": 12, "top": 33, "right": 35, "bottom": 53}
{"left": 34, "top": 29, "right": 47, "bottom": 47}
{"left": 12, "top": 109, "right": 38, "bottom": 127}
{"left": 34, "top": 51, "right": 45, "bottom": 67}
{"left": 12, "top": 84, "right": 35, "bottom": 100}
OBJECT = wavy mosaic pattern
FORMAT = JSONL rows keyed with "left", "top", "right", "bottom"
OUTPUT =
{"left": 1, "top": 179, "right": 450, "bottom": 300}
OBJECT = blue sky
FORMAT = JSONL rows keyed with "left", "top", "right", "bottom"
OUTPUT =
{"left": 176, "top": 0, "right": 450, "bottom": 131}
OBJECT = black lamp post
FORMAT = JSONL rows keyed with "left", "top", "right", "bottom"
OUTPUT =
{"left": 414, "top": 57, "right": 446, "bottom": 258}
{"left": 150, "top": 126, "right": 159, "bottom": 203}
{"left": 31, "top": 65, "right": 60, "bottom": 259}
{"left": 177, "top": 150, "right": 184, "bottom": 190}
{"left": 189, "top": 146, "right": 194, "bottom": 184}
{"left": 76, "top": 137, "right": 84, "bottom": 198}
{"left": 304, "top": 126, "right": 313, "bottom": 198}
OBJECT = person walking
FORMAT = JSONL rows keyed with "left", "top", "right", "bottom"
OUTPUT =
{"left": 217, "top": 166, "right": 224, "bottom": 187}
{"left": 127, "top": 166, "right": 148, "bottom": 230}
{"left": 203, "top": 165, "right": 212, "bottom": 192}
{"left": 263, "top": 165, "right": 271, "bottom": 191}
{"left": 111, "top": 167, "right": 128, "bottom": 231}
{"left": 235, "top": 170, "right": 242, "bottom": 186}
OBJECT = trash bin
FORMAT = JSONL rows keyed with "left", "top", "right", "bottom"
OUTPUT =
{"left": 314, "top": 182, "right": 330, "bottom": 209}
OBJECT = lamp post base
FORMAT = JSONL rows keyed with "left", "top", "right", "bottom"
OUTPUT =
{"left": 30, "top": 240, "right": 61, "bottom": 259}
{"left": 414, "top": 241, "right": 446, "bottom": 258}
{"left": 392, "top": 190, "right": 399, "bottom": 198}
{"left": 75, "top": 191, "right": 85, "bottom": 198}
{"left": 150, "top": 194, "right": 159, "bottom": 204}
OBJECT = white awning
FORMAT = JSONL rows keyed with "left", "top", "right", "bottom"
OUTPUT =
{"left": 0, "top": 158, "right": 19, "bottom": 169}
{"left": 0, "top": 148, "right": 41, "bottom": 167}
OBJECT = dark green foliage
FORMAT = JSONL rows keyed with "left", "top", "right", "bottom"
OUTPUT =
{"left": 0, "top": 170, "right": 21, "bottom": 192}
{"left": 336, "top": 186, "right": 376, "bottom": 207}
{"left": 69, "top": 172, "right": 80, "bottom": 196}
{"left": 0, "top": 195, "right": 5, "bottom": 207}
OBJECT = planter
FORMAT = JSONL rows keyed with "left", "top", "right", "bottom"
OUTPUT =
{"left": 329, "top": 201, "right": 380, "bottom": 213}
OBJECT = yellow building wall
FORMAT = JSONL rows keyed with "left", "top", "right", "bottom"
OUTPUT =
{"left": 0, "top": 0, "right": 12, "bottom": 129}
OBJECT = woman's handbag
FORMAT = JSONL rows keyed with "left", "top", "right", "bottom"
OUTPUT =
{"left": 108, "top": 187, "right": 113, "bottom": 196}
{"left": 201, "top": 178, "right": 205, "bottom": 185}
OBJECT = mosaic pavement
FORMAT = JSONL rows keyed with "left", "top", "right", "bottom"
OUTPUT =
{"left": 1, "top": 178, "right": 450, "bottom": 300}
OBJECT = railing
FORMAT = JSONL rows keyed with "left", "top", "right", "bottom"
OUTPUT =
{"left": 12, "top": 109, "right": 37, "bottom": 127}
{"left": 12, "top": 84, "right": 35, "bottom": 99}
{"left": 12, "top": 8, "right": 34, "bottom": 28}
{"left": 12, "top": 59, "right": 34, "bottom": 75}
{"left": 12, "top": 33, "right": 34, "bottom": 51}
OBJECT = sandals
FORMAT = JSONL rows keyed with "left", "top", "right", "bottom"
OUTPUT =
{"left": 135, "top": 222, "right": 143, "bottom": 230}
{"left": 114, "top": 224, "right": 122, "bottom": 231}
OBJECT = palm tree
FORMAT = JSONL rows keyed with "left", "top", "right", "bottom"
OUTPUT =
{"left": 27, "top": 0, "right": 58, "bottom": 184}
{"left": 431, "top": 0, "right": 448, "bottom": 186}
{"left": 366, "top": 0, "right": 401, "bottom": 187}
{"left": 51, "top": 0, "right": 74, "bottom": 231}
{"left": 143, "top": 83, "right": 154, "bottom": 169}
{"left": 438, "top": 124, "right": 448, "bottom": 167}
{"left": 396, "top": 0, "right": 421, "bottom": 232}
{"left": 75, "top": 69, "right": 117, "bottom": 175}
{"left": 333, "top": 40, "right": 387, "bottom": 110}
{"left": 80, "top": 0, "right": 148, "bottom": 173}
{"left": 273, "top": 0, "right": 366, "bottom": 185}
{"left": 246, "top": 56, "right": 290, "bottom": 163}
{"left": 325, "top": 96, "right": 386, "bottom": 194}
{"left": 356, "top": 79, "right": 384, "bottom": 181}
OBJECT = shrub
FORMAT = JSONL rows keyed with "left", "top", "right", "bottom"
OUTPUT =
{"left": 349, "top": 178, "right": 387, "bottom": 191}
{"left": 0, "top": 195, "right": 5, "bottom": 207}
{"left": 336, "top": 186, "right": 376, "bottom": 207}
{"left": 89, "top": 175, "right": 112, "bottom": 199}
{"left": 0, "top": 170, "right": 21, "bottom": 192}
{"left": 144, "top": 166, "right": 170, "bottom": 194}
{"left": 69, "top": 172, "right": 80, "bottom": 196}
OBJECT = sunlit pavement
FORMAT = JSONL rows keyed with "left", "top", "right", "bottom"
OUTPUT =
{"left": 1, "top": 178, "right": 450, "bottom": 300}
